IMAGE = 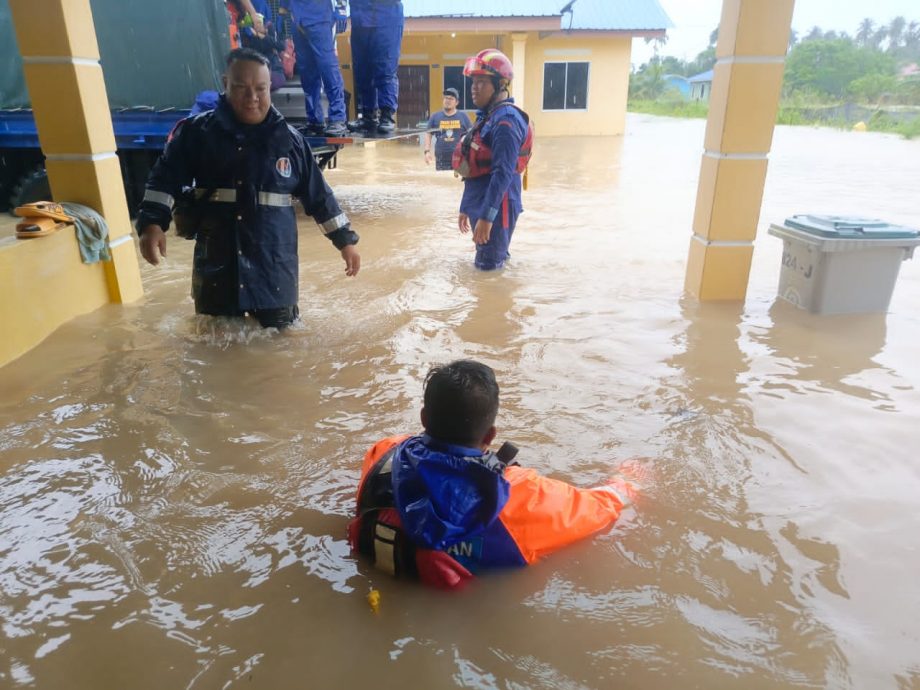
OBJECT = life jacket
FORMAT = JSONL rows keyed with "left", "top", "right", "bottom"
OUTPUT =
{"left": 349, "top": 436, "right": 518, "bottom": 579}
{"left": 226, "top": 1, "right": 242, "bottom": 49}
{"left": 452, "top": 101, "right": 534, "bottom": 180}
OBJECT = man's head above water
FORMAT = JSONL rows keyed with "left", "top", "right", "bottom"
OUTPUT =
{"left": 223, "top": 48, "right": 272, "bottom": 125}
{"left": 421, "top": 359, "right": 499, "bottom": 449}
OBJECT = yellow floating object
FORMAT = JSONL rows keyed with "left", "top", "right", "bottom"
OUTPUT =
{"left": 367, "top": 589, "right": 381, "bottom": 614}
{"left": 852, "top": 121, "right": 867, "bottom": 132}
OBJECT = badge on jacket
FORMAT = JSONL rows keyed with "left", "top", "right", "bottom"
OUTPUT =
{"left": 276, "top": 157, "right": 292, "bottom": 178}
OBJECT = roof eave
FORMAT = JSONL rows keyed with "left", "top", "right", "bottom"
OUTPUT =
{"left": 405, "top": 16, "right": 561, "bottom": 32}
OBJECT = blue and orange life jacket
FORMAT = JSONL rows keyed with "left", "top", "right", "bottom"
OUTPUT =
{"left": 452, "top": 102, "right": 534, "bottom": 180}
{"left": 348, "top": 434, "right": 625, "bottom": 585}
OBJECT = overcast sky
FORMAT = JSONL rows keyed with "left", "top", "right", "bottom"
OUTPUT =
{"left": 632, "top": 0, "right": 920, "bottom": 65}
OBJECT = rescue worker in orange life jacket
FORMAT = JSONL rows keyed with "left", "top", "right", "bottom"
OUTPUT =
{"left": 454, "top": 49, "right": 533, "bottom": 271}
{"left": 348, "top": 360, "right": 634, "bottom": 589}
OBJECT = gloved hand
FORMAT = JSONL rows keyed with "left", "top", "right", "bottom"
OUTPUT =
{"left": 334, "top": 1, "right": 348, "bottom": 33}
{"left": 415, "top": 548, "right": 473, "bottom": 589}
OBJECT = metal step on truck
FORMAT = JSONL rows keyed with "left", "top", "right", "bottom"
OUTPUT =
{"left": 0, "top": 0, "right": 344, "bottom": 215}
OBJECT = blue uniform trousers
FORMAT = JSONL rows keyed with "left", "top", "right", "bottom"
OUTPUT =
{"left": 472, "top": 200, "right": 518, "bottom": 271}
{"left": 293, "top": 21, "right": 346, "bottom": 124}
{"left": 351, "top": 20, "right": 403, "bottom": 115}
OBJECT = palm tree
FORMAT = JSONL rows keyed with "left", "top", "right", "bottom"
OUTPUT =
{"left": 856, "top": 18, "right": 875, "bottom": 47}
{"left": 870, "top": 26, "right": 888, "bottom": 50}
{"left": 905, "top": 21, "right": 920, "bottom": 51}
{"left": 888, "top": 16, "right": 907, "bottom": 49}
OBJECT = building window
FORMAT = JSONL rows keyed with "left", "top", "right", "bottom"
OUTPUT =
{"left": 542, "top": 61, "right": 589, "bottom": 110}
{"left": 443, "top": 66, "right": 473, "bottom": 110}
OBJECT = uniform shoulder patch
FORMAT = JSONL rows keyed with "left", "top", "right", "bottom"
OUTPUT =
{"left": 276, "top": 157, "right": 292, "bottom": 178}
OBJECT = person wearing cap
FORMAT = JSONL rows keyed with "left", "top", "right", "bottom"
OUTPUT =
{"left": 424, "top": 87, "right": 472, "bottom": 171}
{"left": 453, "top": 49, "right": 534, "bottom": 271}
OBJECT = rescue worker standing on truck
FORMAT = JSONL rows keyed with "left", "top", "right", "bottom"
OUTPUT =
{"left": 453, "top": 49, "right": 534, "bottom": 271}
{"left": 136, "top": 48, "right": 360, "bottom": 329}
{"left": 279, "top": 0, "right": 349, "bottom": 136}
{"left": 346, "top": 0, "right": 404, "bottom": 135}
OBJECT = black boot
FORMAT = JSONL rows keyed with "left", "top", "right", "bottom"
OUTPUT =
{"left": 377, "top": 109, "right": 396, "bottom": 134}
{"left": 324, "top": 120, "right": 348, "bottom": 137}
{"left": 347, "top": 112, "right": 379, "bottom": 133}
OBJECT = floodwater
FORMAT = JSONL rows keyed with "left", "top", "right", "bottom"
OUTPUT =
{"left": 2, "top": 115, "right": 920, "bottom": 689}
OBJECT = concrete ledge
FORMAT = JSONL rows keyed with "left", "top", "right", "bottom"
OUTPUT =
{"left": 0, "top": 222, "right": 110, "bottom": 368}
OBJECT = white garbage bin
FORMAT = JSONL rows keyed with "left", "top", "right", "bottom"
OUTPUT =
{"left": 768, "top": 215, "right": 920, "bottom": 315}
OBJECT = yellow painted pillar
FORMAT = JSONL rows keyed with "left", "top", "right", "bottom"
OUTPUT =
{"left": 685, "top": 0, "right": 795, "bottom": 301}
{"left": 8, "top": 0, "right": 143, "bottom": 304}
{"left": 511, "top": 32, "right": 527, "bottom": 108}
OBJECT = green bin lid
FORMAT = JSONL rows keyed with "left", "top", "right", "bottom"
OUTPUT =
{"left": 784, "top": 215, "right": 920, "bottom": 239}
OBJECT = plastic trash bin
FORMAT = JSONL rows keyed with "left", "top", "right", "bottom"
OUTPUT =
{"left": 768, "top": 215, "right": 920, "bottom": 315}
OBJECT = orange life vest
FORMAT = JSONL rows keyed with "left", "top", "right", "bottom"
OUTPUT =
{"left": 452, "top": 102, "right": 534, "bottom": 180}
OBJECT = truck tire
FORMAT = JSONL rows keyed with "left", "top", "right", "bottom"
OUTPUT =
{"left": 8, "top": 165, "right": 51, "bottom": 209}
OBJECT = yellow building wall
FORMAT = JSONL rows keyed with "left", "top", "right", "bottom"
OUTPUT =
{"left": 521, "top": 34, "right": 632, "bottom": 136}
{"left": 336, "top": 31, "right": 632, "bottom": 135}
{"left": 0, "top": 230, "right": 111, "bottom": 368}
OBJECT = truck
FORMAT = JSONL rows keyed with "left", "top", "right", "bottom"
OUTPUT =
{"left": 0, "top": 0, "right": 341, "bottom": 214}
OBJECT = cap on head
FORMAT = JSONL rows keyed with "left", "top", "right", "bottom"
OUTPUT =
{"left": 442, "top": 87, "right": 460, "bottom": 100}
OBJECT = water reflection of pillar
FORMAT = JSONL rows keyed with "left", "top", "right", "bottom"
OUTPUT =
{"left": 661, "top": 299, "right": 847, "bottom": 685}
{"left": 685, "top": 0, "right": 794, "bottom": 301}
{"left": 755, "top": 302, "right": 890, "bottom": 400}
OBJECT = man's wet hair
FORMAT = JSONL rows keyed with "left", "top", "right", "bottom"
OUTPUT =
{"left": 226, "top": 47, "right": 270, "bottom": 70}
{"left": 423, "top": 360, "right": 499, "bottom": 447}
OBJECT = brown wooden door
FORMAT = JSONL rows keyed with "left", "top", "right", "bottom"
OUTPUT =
{"left": 397, "top": 65, "right": 430, "bottom": 129}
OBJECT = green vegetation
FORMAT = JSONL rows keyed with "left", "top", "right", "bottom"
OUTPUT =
{"left": 630, "top": 16, "right": 920, "bottom": 139}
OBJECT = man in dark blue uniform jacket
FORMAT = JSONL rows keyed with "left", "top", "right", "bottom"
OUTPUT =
{"left": 137, "top": 49, "right": 360, "bottom": 329}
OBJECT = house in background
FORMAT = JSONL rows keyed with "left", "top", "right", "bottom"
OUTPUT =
{"left": 663, "top": 74, "right": 691, "bottom": 98}
{"left": 688, "top": 69, "right": 713, "bottom": 102}
{"left": 336, "top": 0, "right": 671, "bottom": 136}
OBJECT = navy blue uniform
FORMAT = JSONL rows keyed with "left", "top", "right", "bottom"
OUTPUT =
{"left": 282, "top": 0, "right": 347, "bottom": 125}
{"left": 136, "top": 96, "right": 356, "bottom": 316}
{"left": 350, "top": 0, "right": 404, "bottom": 117}
{"left": 459, "top": 99, "right": 527, "bottom": 270}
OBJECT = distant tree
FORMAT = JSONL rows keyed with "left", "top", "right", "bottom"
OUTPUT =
{"left": 888, "top": 16, "right": 907, "bottom": 48}
{"left": 784, "top": 39, "right": 896, "bottom": 98}
{"left": 805, "top": 25, "right": 823, "bottom": 42}
{"left": 847, "top": 73, "right": 899, "bottom": 102}
{"left": 869, "top": 26, "right": 888, "bottom": 50}
{"left": 856, "top": 18, "right": 875, "bottom": 46}
{"left": 905, "top": 21, "right": 920, "bottom": 57}
{"left": 788, "top": 29, "right": 799, "bottom": 51}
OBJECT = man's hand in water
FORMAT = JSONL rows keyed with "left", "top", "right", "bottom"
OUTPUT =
{"left": 341, "top": 244, "right": 361, "bottom": 276}
{"left": 139, "top": 225, "right": 167, "bottom": 265}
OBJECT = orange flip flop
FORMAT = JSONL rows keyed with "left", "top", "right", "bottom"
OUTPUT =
{"left": 14, "top": 201, "right": 73, "bottom": 223}
{"left": 15, "top": 216, "right": 70, "bottom": 238}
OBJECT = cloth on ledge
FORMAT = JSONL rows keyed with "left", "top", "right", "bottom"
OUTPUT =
{"left": 60, "top": 202, "right": 111, "bottom": 264}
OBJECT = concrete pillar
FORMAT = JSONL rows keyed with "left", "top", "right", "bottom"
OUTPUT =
{"left": 8, "top": 0, "right": 143, "bottom": 304}
{"left": 511, "top": 32, "right": 527, "bottom": 108}
{"left": 685, "top": 0, "right": 795, "bottom": 301}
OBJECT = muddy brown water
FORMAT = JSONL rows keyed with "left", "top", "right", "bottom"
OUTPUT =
{"left": 1, "top": 115, "right": 920, "bottom": 689}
